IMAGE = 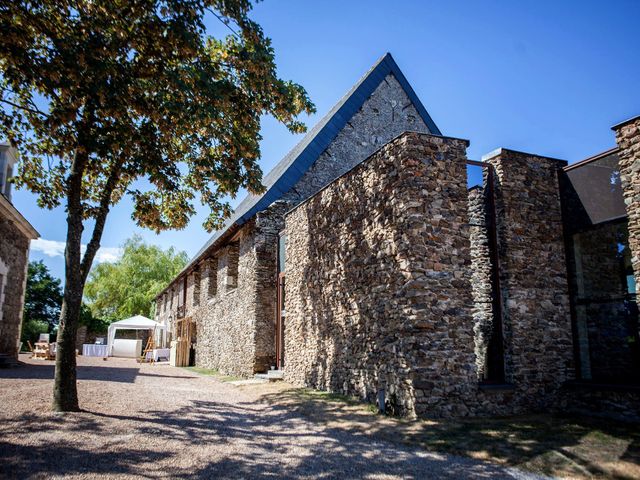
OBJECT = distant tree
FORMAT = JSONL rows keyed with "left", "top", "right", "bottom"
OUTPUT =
{"left": 78, "top": 303, "right": 110, "bottom": 336}
{"left": 0, "top": 0, "right": 314, "bottom": 411}
{"left": 21, "top": 261, "right": 63, "bottom": 347}
{"left": 21, "top": 318, "right": 49, "bottom": 348}
{"left": 85, "top": 236, "right": 188, "bottom": 322}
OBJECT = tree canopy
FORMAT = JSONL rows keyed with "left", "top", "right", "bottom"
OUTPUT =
{"left": 0, "top": 0, "right": 314, "bottom": 411}
{"left": 84, "top": 236, "right": 188, "bottom": 321}
{"left": 21, "top": 260, "right": 63, "bottom": 346}
{"left": 23, "top": 260, "right": 63, "bottom": 331}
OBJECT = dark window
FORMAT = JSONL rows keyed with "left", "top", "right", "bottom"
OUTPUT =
{"left": 278, "top": 234, "right": 287, "bottom": 274}
{"left": 226, "top": 242, "right": 239, "bottom": 291}
{"left": 192, "top": 268, "right": 200, "bottom": 307}
{"left": 207, "top": 257, "right": 217, "bottom": 299}
{"left": 561, "top": 152, "right": 640, "bottom": 385}
{"left": 566, "top": 220, "right": 639, "bottom": 383}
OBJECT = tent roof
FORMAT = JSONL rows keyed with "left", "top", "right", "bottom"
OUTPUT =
{"left": 109, "top": 315, "right": 165, "bottom": 329}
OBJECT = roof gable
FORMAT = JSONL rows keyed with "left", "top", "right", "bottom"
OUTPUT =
{"left": 179, "top": 53, "right": 441, "bottom": 278}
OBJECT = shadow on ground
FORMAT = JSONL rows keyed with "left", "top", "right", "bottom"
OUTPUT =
{"left": 258, "top": 388, "right": 640, "bottom": 480}
{"left": 0, "top": 358, "right": 187, "bottom": 383}
{"left": 0, "top": 397, "right": 527, "bottom": 480}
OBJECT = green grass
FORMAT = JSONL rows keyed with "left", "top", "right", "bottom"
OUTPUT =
{"left": 182, "top": 366, "right": 240, "bottom": 382}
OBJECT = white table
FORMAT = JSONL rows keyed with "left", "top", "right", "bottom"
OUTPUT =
{"left": 146, "top": 348, "right": 170, "bottom": 362}
{"left": 82, "top": 344, "right": 109, "bottom": 357}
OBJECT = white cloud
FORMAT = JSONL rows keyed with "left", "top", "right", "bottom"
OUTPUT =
{"left": 31, "top": 238, "right": 66, "bottom": 258}
{"left": 31, "top": 238, "right": 122, "bottom": 264}
{"left": 93, "top": 247, "right": 122, "bottom": 263}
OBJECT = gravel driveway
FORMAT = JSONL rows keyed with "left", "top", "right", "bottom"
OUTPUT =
{"left": 0, "top": 355, "right": 545, "bottom": 479}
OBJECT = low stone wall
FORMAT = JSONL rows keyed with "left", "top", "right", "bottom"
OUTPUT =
{"left": 0, "top": 215, "right": 30, "bottom": 358}
{"left": 284, "top": 132, "right": 477, "bottom": 417}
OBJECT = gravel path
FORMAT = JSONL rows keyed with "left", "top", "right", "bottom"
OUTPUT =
{"left": 0, "top": 355, "right": 545, "bottom": 479}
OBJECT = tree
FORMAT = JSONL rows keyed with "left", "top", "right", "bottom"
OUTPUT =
{"left": 24, "top": 260, "right": 63, "bottom": 330}
{"left": 21, "top": 261, "right": 63, "bottom": 346}
{"left": 85, "top": 236, "right": 188, "bottom": 322}
{"left": 0, "top": 0, "right": 314, "bottom": 411}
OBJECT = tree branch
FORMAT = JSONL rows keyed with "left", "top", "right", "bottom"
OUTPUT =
{"left": 80, "top": 161, "right": 123, "bottom": 282}
{"left": 0, "top": 98, "right": 49, "bottom": 118}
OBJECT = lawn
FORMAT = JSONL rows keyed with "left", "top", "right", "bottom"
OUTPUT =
{"left": 261, "top": 387, "right": 640, "bottom": 480}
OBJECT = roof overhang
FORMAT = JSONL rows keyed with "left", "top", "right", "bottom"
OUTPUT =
{"left": 156, "top": 52, "right": 442, "bottom": 299}
{"left": 0, "top": 194, "right": 39, "bottom": 240}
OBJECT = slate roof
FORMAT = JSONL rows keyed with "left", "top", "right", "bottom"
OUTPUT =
{"left": 169, "top": 52, "right": 441, "bottom": 286}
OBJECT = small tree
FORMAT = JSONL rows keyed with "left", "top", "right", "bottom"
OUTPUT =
{"left": 85, "top": 235, "right": 188, "bottom": 321}
{"left": 0, "top": 0, "right": 314, "bottom": 411}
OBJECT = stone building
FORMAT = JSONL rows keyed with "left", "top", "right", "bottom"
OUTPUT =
{"left": 157, "top": 53, "right": 640, "bottom": 419}
{"left": 0, "top": 143, "right": 39, "bottom": 360}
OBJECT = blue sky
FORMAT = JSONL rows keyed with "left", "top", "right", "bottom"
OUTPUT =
{"left": 15, "top": 0, "right": 640, "bottom": 280}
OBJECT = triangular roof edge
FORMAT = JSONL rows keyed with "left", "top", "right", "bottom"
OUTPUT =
{"left": 173, "top": 53, "right": 441, "bottom": 281}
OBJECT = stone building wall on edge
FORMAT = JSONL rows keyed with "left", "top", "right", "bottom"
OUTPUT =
{"left": 284, "top": 132, "right": 477, "bottom": 418}
{"left": 0, "top": 215, "right": 30, "bottom": 358}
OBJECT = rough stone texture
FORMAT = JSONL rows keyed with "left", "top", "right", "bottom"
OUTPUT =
{"left": 284, "top": 132, "right": 477, "bottom": 417}
{"left": 483, "top": 149, "right": 574, "bottom": 411}
{"left": 468, "top": 185, "right": 495, "bottom": 381}
{"left": 156, "top": 72, "right": 434, "bottom": 377}
{"left": 0, "top": 212, "right": 30, "bottom": 358}
{"left": 614, "top": 117, "right": 640, "bottom": 295}
{"left": 154, "top": 203, "right": 287, "bottom": 377}
{"left": 281, "top": 74, "right": 431, "bottom": 204}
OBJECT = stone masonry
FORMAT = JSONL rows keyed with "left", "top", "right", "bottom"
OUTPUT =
{"left": 0, "top": 201, "right": 32, "bottom": 358}
{"left": 468, "top": 185, "right": 495, "bottom": 382}
{"left": 284, "top": 132, "right": 478, "bottom": 417}
{"left": 481, "top": 149, "right": 574, "bottom": 411}
{"left": 613, "top": 116, "right": 640, "bottom": 295}
{"left": 156, "top": 71, "right": 434, "bottom": 377}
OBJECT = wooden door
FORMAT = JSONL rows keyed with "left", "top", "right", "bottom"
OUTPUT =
{"left": 175, "top": 318, "right": 193, "bottom": 367}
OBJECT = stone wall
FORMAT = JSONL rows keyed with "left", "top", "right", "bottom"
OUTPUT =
{"left": 153, "top": 203, "right": 287, "bottom": 377}
{"left": 0, "top": 213, "right": 30, "bottom": 358}
{"left": 155, "top": 71, "right": 436, "bottom": 377}
{"left": 284, "top": 132, "right": 477, "bottom": 417}
{"left": 482, "top": 149, "right": 574, "bottom": 410}
{"left": 281, "top": 74, "right": 431, "bottom": 204}
{"left": 613, "top": 116, "right": 640, "bottom": 294}
{"left": 192, "top": 225, "right": 259, "bottom": 377}
{"left": 468, "top": 185, "right": 495, "bottom": 381}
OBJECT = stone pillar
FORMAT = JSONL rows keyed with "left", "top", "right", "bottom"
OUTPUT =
{"left": 483, "top": 149, "right": 574, "bottom": 404}
{"left": 612, "top": 115, "right": 640, "bottom": 291}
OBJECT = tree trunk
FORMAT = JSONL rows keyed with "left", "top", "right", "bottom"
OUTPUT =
{"left": 52, "top": 288, "right": 82, "bottom": 411}
{"left": 52, "top": 191, "right": 85, "bottom": 412}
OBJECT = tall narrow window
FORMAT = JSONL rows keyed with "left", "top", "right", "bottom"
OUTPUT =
{"left": 467, "top": 161, "right": 505, "bottom": 383}
{"left": 192, "top": 267, "right": 200, "bottom": 307}
{"left": 207, "top": 257, "right": 218, "bottom": 299}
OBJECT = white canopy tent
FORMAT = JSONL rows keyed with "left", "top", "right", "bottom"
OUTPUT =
{"left": 107, "top": 315, "right": 166, "bottom": 356}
